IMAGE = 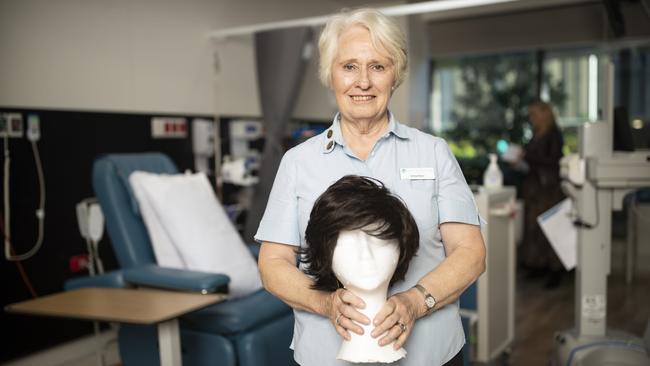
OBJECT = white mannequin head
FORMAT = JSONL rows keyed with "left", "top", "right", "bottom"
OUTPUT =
{"left": 330, "top": 229, "right": 406, "bottom": 363}
{"left": 333, "top": 229, "right": 399, "bottom": 292}
{"left": 303, "top": 175, "right": 419, "bottom": 363}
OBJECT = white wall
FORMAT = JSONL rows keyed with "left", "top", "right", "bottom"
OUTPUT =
{"left": 0, "top": 0, "right": 217, "bottom": 114}
{"left": 0, "top": 0, "right": 409, "bottom": 121}
{"left": 190, "top": 1, "right": 412, "bottom": 122}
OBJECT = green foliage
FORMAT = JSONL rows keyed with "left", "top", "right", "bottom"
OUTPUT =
{"left": 447, "top": 140, "right": 477, "bottom": 158}
{"left": 563, "top": 126, "right": 579, "bottom": 154}
{"left": 442, "top": 53, "right": 567, "bottom": 156}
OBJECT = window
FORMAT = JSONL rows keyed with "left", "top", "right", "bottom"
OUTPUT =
{"left": 543, "top": 51, "right": 597, "bottom": 126}
{"left": 614, "top": 45, "right": 650, "bottom": 149}
{"left": 430, "top": 43, "right": 650, "bottom": 183}
{"left": 542, "top": 50, "right": 599, "bottom": 153}
{"left": 430, "top": 52, "right": 556, "bottom": 183}
{"left": 431, "top": 53, "right": 544, "bottom": 159}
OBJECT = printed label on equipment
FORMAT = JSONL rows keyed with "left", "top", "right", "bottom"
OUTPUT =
{"left": 581, "top": 295, "right": 606, "bottom": 321}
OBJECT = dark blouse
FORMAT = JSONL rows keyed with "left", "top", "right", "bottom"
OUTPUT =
{"left": 524, "top": 125, "right": 564, "bottom": 189}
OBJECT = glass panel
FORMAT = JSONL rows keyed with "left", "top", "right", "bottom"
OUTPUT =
{"left": 431, "top": 53, "right": 543, "bottom": 155}
{"left": 430, "top": 52, "right": 566, "bottom": 183}
{"left": 544, "top": 53, "right": 592, "bottom": 127}
{"left": 430, "top": 42, "right": 650, "bottom": 182}
{"left": 542, "top": 50, "right": 598, "bottom": 154}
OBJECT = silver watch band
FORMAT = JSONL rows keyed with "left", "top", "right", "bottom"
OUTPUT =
{"left": 414, "top": 284, "right": 437, "bottom": 314}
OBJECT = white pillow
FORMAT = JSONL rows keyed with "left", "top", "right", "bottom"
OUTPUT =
{"left": 128, "top": 171, "right": 262, "bottom": 298}
{"left": 130, "top": 172, "right": 185, "bottom": 269}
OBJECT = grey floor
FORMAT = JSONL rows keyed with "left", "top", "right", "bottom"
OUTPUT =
{"left": 508, "top": 241, "right": 650, "bottom": 366}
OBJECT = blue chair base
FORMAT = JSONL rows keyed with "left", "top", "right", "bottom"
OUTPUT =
{"left": 235, "top": 312, "right": 297, "bottom": 366}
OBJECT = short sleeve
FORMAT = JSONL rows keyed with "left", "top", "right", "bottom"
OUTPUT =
{"left": 254, "top": 152, "right": 301, "bottom": 247}
{"left": 435, "top": 140, "right": 482, "bottom": 226}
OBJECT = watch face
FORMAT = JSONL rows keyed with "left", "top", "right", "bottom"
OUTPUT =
{"left": 425, "top": 296, "right": 435, "bottom": 308}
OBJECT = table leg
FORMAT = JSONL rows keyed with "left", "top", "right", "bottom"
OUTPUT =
{"left": 92, "top": 321, "right": 105, "bottom": 366}
{"left": 158, "top": 318, "right": 182, "bottom": 366}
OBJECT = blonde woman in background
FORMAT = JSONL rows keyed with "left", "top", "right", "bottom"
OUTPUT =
{"left": 520, "top": 100, "right": 566, "bottom": 288}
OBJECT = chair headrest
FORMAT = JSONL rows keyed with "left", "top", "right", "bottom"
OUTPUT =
{"left": 100, "top": 153, "right": 178, "bottom": 216}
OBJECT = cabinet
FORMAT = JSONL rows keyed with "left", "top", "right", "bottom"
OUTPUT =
{"left": 460, "top": 186, "right": 517, "bottom": 363}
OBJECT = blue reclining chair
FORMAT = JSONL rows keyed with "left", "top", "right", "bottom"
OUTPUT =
{"left": 65, "top": 153, "right": 295, "bottom": 366}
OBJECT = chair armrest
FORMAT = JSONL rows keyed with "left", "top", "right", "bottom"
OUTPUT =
{"left": 123, "top": 265, "right": 230, "bottom": 294}
{"left": 64, "top": 270, "right": 125, "bottom": 291}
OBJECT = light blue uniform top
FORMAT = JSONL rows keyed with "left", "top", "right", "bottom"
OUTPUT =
{"left": 255, "top": 112, "right": 482, "bottom": 366}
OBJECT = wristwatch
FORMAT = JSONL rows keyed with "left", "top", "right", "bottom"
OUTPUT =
{"left": 414, "top": 284, "right": 437, "bottom": 314}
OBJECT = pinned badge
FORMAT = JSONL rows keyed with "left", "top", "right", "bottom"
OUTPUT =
{"left": 400, "top": 167, "right": 435, "bottom": 180}
{"left": 323, "top": 129, "right": 335, "bottom": 153}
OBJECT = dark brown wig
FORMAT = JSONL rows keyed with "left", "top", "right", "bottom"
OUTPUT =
{"left": 302, "top": 175, "right": 419, "bottom": 291}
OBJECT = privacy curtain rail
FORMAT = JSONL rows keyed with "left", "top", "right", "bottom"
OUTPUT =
{"left": 207, "top": 0, "right": 596, "bottom": 40}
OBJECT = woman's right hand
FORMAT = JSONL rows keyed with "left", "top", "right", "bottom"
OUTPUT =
{"left": 327, "top": 288, "right": 370, "bottom": 340}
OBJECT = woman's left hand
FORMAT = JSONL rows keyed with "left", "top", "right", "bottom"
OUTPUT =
{"left": 371, "top": 289, "right": 421, "bottom": 349}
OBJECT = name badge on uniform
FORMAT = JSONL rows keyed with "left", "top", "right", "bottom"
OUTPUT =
{"left": 400, "top": 167, "right": 435, "bottom": 180}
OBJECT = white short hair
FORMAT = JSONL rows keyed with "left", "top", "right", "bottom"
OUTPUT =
{"left": 318, "top": 8, "right": 408, "bottom": 89}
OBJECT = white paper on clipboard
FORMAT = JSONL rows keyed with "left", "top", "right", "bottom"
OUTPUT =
{"left": 537, "top": 198, "right": 577, "bottom": 270}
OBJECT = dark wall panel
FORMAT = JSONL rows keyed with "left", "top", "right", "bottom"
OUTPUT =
{"left": 0, "top": 107, "right": 207, "bottom": 362}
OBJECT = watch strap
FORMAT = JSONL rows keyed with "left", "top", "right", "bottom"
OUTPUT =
{"left": 414, "top": 284, "right": 436, "bottom": 313}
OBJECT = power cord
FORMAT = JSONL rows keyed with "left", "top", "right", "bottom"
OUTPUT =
{"left": 572, "top": 185, "right": 599, "bottom": 229}
{"left": 3, "top": 124, "right": 46, "bottom": 261}
{"left": 571, "top": 185, "right": 649, "bottom": 229}
{"left": 630, "top": 195, "right": 650, "bottom": 223}
{"left": 0, "top": 214, "right": 38, "bottom": 297}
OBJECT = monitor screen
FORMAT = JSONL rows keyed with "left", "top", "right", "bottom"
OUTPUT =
{"left": 613, "top": 106, "right": 634, "bottom": 152}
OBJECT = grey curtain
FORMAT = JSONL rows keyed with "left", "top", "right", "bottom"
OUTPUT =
{"left": 244, "top": 27, "right": 312, "bottom": 242}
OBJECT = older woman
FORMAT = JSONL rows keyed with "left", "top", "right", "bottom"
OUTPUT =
{"left": 256, "top": 8, "right": 485, "bottom": 366}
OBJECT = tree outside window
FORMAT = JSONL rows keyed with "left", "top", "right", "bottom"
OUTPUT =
{"left": 431, "top": 52, "right": 567, "bottom": 184}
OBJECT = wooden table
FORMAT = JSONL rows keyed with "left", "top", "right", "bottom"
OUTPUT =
{"left": 5, "top": 287, "right": 226, "bottom": 366}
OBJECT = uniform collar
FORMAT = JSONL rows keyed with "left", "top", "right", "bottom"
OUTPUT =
{"left": 322, "top": 111, "right": 408, "bottom": 154}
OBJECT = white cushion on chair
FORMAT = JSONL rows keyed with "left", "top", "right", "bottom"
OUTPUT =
{"left": 129, "top": 171, "right": 262, "bottom": 298}
{"left": 129, "top": 172, "right": 185, "bottom": 270}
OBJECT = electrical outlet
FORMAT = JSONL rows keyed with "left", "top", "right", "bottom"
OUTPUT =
{"left": 151, "top": 117, "right": 188, "bottom": 138}
{"left": 0, "top": 113, "right": 24, "bottom": 138}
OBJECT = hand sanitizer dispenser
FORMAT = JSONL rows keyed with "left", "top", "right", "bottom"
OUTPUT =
{"left": 483, "top": 153, "right": 503, "bottom": 189}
